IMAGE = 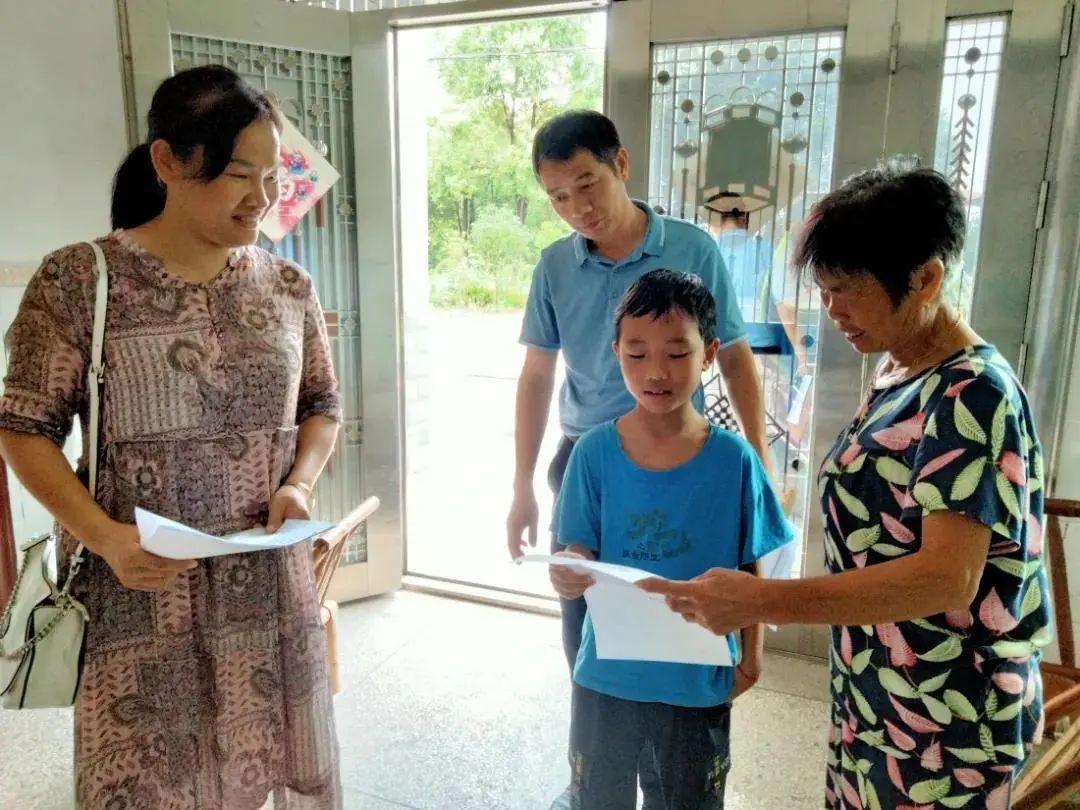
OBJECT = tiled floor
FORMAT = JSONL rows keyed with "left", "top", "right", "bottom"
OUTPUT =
{"left": 0, "top": 591, "right": 830, "bottom": 809}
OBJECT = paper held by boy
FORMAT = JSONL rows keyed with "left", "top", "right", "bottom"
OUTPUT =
{"left": 518, "top": 555, "right": 733, "bottom": 666}
{"left": 136, "top": 507, "right": 333, "bottom": 559}
{"left": 517, "top": 538, "right": 801, "bottom": 667}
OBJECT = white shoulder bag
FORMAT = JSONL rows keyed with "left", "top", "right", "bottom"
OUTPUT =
{"left": 0, "top": 240, "right": 109, "bottom": 709}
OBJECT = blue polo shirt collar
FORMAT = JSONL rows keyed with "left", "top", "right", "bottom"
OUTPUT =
{"left": 571, "top": 200, "right": 667, "bottom": 268}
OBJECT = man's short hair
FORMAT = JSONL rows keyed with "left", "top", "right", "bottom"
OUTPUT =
{"left": 532, "top": 110, "right": 622, "bottom": 176}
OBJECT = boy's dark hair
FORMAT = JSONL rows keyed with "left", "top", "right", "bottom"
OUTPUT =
{"left": 615, "top": 269, "right": 718, "bottom": 344}
{"left": 111, "top": 65, "right": 282, "bottom": 229}
{"left": 532, "top": 110, "right": 622, "bottom": 176}
{"left": 792, "top": 165, "right": 966, "bottom": 307}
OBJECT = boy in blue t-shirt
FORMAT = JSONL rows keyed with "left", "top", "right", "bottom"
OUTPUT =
{"left": 549, "top": 269, "right": 793, "bottom": 808}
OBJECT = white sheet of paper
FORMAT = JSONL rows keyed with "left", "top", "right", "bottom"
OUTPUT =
{"left": 136, "top": 508, "right": 333, "bottom": 560}
{"left": 759, "top": 526, "right": 802, "bottom": 581}
{"left": 518, "top": 555, "right": 733, "bottom": 666}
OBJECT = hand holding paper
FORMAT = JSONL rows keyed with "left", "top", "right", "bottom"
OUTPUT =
{"left": 99, "top": 520, "right": 196, "bottom": 592}
{"left": 547, "top": 548, "right": 596, "bottom": 600}
{"left": 518, "top": 554, "right": 733, "bottom": 666}
{"left": 136, "top": 508, "right": 333, "bottom": 560}
{"left": 637, "top": 567, "right": 766, "bottom": 638}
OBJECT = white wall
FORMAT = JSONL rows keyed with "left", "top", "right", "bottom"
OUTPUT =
{"left": 0, "top": 0, "right": 128, "bottom": 540}
{"left": 0, "top": 0, "right": 127, "bottom": 263}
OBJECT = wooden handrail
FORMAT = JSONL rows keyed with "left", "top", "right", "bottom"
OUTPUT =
{"left": 1014, "top": 756, "right": 1080, "bottom": 810}
{"left": 1012, "top": 495, "right": 1080, "bottom": 808}
{"left": 1045, "top": 500, "right": 1077, "bottom": 668}
{"left": 316, "top": 496, "right": 380, "bottom": 550}
{"left": 1043, "top": 679, "right": 1080, "bottom": 725}
{"left": 1045, "top": 497, "right": 1080, "bottom": 519}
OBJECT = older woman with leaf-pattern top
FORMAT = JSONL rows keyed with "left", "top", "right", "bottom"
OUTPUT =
{"left": 640, "top": 168, "right": 1050, "bottom": 809}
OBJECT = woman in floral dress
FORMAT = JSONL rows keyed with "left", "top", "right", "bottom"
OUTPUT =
{"left": 642, "top": 167, "right": 1050, "bottom": 809}
{"left": 0, "top": 67, "right": 341, "bottom": 808}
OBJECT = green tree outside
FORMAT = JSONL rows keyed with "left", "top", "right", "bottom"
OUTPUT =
{"left": 426, "top": 17, "right": 604, "bottom": 310}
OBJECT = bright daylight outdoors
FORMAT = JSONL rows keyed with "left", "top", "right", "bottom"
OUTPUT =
{"left": 397, "top": 12, "right": 607, "bottom": 595}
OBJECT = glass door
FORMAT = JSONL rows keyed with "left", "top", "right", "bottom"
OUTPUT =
{"left": 124, "top": 0, "right": 610, "bottom": 602}
{"left": 647, "top": 28, "right": 844, "bottom": 547}
{"left": 608, "top": 0, "right": 1066, "bottom": 658}
{"left": 395, "top": 11, "right": 607, "bottom": 596}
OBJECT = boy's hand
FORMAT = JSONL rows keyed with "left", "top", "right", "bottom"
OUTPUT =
{"left": 549, "top": 546, "right": 595, "bottom": 600}
{"left": 732, "top": 656, "right": 762, "bottom": 700}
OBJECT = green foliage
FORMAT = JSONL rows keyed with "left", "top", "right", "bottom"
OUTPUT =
{"left": 426, "top": 17, "right": 603, "bottom": 309}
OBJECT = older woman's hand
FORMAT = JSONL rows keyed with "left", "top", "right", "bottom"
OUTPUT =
{"left": 638, "top": 568, "right": 764, "bottom": 636}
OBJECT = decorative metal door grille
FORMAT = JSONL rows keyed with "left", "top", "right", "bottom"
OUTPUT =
{"left": 649, "top": 31, "right": 845, "bottom": 539}
{"left": 932, "top": 14, "right": 1008, "bottom": 319}
{"left": 648, "top": 31, "right": 843, "bottom": 239}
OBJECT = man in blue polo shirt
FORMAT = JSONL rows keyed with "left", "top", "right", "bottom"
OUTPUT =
{"left": 505, "top": 110, "right": 771, "bottom": 807}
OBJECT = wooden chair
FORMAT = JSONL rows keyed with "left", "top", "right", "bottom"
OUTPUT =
{"left": 1013, "top": 498, "right": 1080, "bottom": 809}
{"left": 312, "top": 496, "right": 380, "bottom": 694}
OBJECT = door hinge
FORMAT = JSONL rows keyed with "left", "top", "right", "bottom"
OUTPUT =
{"left": 1063, "top": 1, "right": 1075, "bottom": 58}
{"left": 1035, "top": 179, "right": 1050, "bottom": 230}
{"left": 889, "top": 21, "right": 901, "bottom": 73}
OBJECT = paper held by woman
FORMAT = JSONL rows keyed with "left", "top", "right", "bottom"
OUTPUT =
{"left": 135, "top": 507, "right": 333, "bottom": 559}
{"left": 518, "top": 554, "right": 735, "bottom": 666}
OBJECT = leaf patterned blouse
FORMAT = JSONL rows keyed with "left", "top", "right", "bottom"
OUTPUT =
{"left": 819, "top": 345, "right": 1049, "bottom": 810}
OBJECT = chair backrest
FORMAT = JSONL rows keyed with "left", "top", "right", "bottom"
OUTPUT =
{"left": 312, "top": 496, "right": 380, "bottom": 604}
{"left": 1045, "top": 498, "right": 1080, "bottom": 668}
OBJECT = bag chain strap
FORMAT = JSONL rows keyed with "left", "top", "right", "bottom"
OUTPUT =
{"left": 0, "top": 537, "right": 88, "bottom": 659}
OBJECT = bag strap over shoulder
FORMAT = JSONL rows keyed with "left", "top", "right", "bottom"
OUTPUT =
{"left": 61, "top": 241, "right": 110, "bottom": 593}
{"left": 85, "top": 241, "right": 107, "bottom": 499}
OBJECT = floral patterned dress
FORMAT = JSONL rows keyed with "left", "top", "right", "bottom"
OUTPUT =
{"left": 0, "top": 232, "right": 342, "bottom": 809}
{"left": 819, "top": 345, "right": 1050, "bottom": 810}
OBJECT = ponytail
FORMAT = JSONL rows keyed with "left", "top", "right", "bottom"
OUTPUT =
{"left": 110, "top": 143, "right": 165, "bottom": 230}
{"left": 111, "top": 67, "right": 280, "bottom": 230}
